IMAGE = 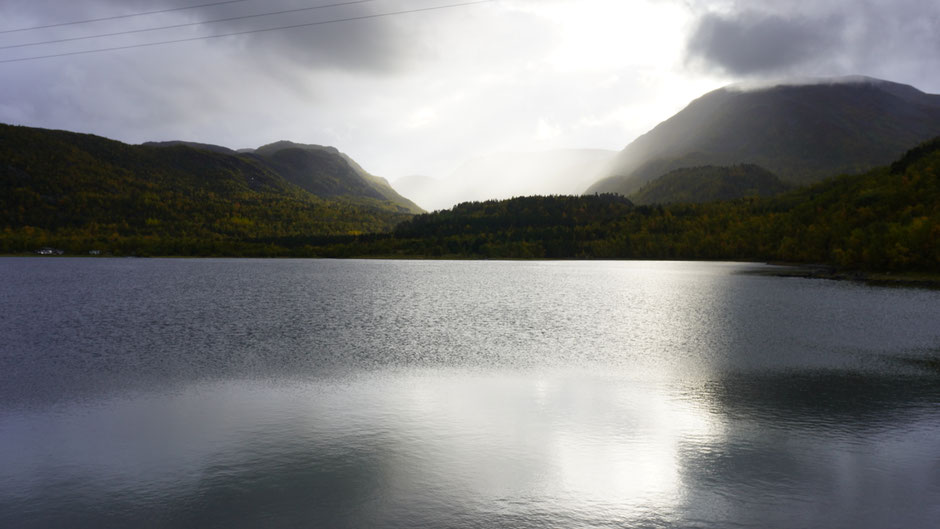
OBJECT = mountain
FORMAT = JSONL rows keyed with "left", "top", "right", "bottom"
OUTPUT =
{"left": 247, "top": 141, "right": 422, "bottom": 213}
{"left": 395, "top": 149, "right": 617, "bottom": 211}
{"left": 151, "top": 139, "right": 422, "bottom": 214}
{"left": 587, "top": 76, "right": 940, "bottom": 196}
{"left": 0, "top": 124, "right": 414, "bottom": 255}
{"left": 142, "top": 140, "right": 239, "bottom": 156}
{"left": 629, "top": 164, "right": 790, "bottom": 205}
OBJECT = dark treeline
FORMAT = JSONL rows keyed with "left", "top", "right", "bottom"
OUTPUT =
{"left": 313, "top": 139, "right": 940, "bottom": 272}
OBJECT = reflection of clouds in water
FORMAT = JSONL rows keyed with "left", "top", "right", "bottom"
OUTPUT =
{"left": 2, "top": 370, "right": 940, "bottom": 528}
{"left": 349, "top": 372, "right": 722, "bottom": 520}
{"left": 0, "top": 373, "right": 721, "bottom": 527}
{"left": 547, "top": 379, "right": 715, "bottom": 511}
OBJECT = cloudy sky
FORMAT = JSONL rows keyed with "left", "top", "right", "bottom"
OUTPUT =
{"left": 2, "top": 0, "right": 939, "bottom": 185}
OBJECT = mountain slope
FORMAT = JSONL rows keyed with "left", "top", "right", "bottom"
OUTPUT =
{"left": 587, "top": 77, "right": 940, "bottom": 196}
{"left": 248, "top": 141, "right": 423, "bottom": 214}
{"left": 149, "top": 139, "right": 423, "bottom": 214}
{"left": 0, "top": 124, "right": 413, "bottom": 255}
{"left": 630, "top": 164, "right": 790, "bottom": 205}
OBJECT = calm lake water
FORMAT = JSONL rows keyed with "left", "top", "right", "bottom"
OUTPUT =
{"left": 2, "top": 258, "right": 939, "bottom": 528}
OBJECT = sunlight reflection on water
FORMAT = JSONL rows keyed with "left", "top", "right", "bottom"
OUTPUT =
{"left": 2, "top": 373, "right": 722, "bottom": 527}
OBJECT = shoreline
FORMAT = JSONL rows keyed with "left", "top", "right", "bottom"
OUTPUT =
{"left": 753, "top": 263, "right": 940, "bottom": 290}
{"left": 5, "top": 253, "right": 940, "bottom": 289}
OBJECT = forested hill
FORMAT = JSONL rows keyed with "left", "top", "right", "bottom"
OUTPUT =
{"left": 0, "top": 124, "right": 414, "bottom": 255}
{"left": 389, "top": 194, "right": 637, "bottom": 258}
{"left": 629, "top": 164, "right": 790, "bottom": 205}
{"left": 317, "top": 138, "right": 940, "bottom": 273}
{"left": 248, "top": 141, "right": 423, "bottom": 214}
{"left": 144, "top": 139, "right": 423, "bottom": 214}
{"left": 587, "top": 77, "right": 940, "bottom": 197}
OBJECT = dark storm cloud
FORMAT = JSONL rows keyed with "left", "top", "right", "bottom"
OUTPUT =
{"left": 184, "top": 0, "right": 427, "bottom": 73}
{"left": 0, "top": 0, "right": 439, "bottom": 151}
{"left": 684, "top": 0, "right": 940, "bottom": 84}
{"left": 686, "top": 12, "right": 842, "bottom": 75}
{"left": 1, "top": 0, "right": 424, "bottom": 73}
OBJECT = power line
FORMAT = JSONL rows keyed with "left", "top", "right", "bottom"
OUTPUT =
{"left": 0, "top": 0, "right": 383, "bottom": 51}
{"left": 0, "top": 0, "right": 495, "bottom": 65}
{"left": 0, "top": 0, "right": 253, "bottom": 34}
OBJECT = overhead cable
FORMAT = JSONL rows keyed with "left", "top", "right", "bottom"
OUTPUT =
{"left": 0, "top": 0, "right": 383, "bottom": 51}
{"left": 0, "top": 0, "right": 253, "bottom": 34}
{"left": 0, "top": 0, "right": 496, "bottom": 64}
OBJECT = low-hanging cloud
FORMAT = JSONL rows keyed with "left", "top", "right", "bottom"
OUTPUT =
{"left": 683, "top": 0, "right": 940, "bottom": 86}
{"left": 686, "top": 12, "right": 842, "bottom": 75}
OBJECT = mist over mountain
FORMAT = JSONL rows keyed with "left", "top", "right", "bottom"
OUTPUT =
{"left": 326, "top": 137, "right": 940, "bottom": 273}
{"left": 391, "top": 175, "right": 444, "bottom": 211}
{"left": 587, "top": 76, "right": 940, "bottom": 196}
{"left": 395, "top": 149, "right": 616, "bottom": 211}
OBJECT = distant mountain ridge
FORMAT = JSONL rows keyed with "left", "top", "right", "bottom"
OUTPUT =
{"left": 142, "top": 140, "right": 239, "bottom": 156}
{"left": 587, "top": 76, "right": 940, "bottom": 196}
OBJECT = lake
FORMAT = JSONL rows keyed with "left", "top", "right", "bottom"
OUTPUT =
{"left": 1, "top": 258, "right": 939, "bottom": 528}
